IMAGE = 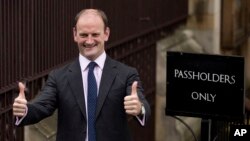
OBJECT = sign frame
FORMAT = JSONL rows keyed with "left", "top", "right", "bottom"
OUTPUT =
{"left": 165, "top": 51, "right": 245, "bottom": 121}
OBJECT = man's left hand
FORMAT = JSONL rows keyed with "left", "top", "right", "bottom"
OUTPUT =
{"left": 124, "top": 81, "right": 142, "bottom": 116}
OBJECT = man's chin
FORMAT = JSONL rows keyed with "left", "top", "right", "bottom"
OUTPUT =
{"left": 83, "top": 52, "right": 97, "bottom": 60}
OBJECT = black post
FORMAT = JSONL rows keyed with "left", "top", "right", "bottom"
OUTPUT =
{"left": 200, "top": 119, "right": 212, "bottom": 141}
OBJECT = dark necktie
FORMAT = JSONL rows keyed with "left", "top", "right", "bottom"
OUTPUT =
{"left": 88, "top": 62, "right": 97, "bottom": 141}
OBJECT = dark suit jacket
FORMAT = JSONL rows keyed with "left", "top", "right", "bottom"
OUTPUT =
{"left": 20, "top": 56, "right": 151, "bottom": 141}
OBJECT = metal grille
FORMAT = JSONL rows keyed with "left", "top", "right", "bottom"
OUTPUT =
{"left": 1, "top": 1, "right": 86, "bottom": 141}
{"left": 200, "top": 117, "right": 250, "bottom": 141}
{"left": 0, "top": 0, "right": 86, "bottom": 93}
{"left": 106, "top": 31, "right": 157, "bottom": 141}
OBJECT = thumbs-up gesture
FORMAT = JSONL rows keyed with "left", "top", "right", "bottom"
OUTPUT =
{"left": 13, "top": 82, "right": 27, "bottom": 117}
{"left": 124, "top": 81, "right": 142, "bottom": 116}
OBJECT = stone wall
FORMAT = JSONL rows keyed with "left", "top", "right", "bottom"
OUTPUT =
{"left": 155, "top": 0, "right": 250, "bottom": 140}
{"left": 25, "top": 111, "right": 57, "bottom": 141}
{"left": 187, "top": 0, "right": 221, "bottom": 54}
{"left": 155, "top": 29, "right": 205, "bottom": 141}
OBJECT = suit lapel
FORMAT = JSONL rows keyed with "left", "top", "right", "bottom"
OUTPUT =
{"left": 96, "top": 56, "right": 117, "bottom": 118}
{"left": 67, "top": 59, "right": 87, "bottom": 120}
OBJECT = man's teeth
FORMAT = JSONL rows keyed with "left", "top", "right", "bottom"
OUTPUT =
{"left": 84, "top": 45, "right": 96, "bottom": 48}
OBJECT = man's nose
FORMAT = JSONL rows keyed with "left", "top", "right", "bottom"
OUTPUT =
{"left": 86, "top": 36, "right": 94, "bottom": 44}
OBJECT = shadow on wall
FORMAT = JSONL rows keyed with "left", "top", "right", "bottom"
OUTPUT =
{"left": 194, "top": 0, "right": 208, "bottom": 23}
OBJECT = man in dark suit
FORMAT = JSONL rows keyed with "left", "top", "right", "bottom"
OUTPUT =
{"left": 13, "top": 9, "right": 151, "bottom": 141}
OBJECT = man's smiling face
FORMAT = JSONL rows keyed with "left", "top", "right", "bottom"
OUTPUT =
{"left": 73, "top": 10, "right": 110, "bottom": 60}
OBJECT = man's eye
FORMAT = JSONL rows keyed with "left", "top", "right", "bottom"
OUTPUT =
{"left": 80, "top": 34, "right": 88, "bottom": 37}
{"left": 92, "top": 33, "right": 100, "bottom": 37}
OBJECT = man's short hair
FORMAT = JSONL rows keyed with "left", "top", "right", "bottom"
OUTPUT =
{"left": 74, "top": 9, "right": 109, "bottom": 30}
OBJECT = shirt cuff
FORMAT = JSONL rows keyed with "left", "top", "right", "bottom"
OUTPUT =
{"left": 15, "top": 106, "right": 28, "bottom": 126}
{"left": 136, "top": 113, "right": 145, "bottom": 126}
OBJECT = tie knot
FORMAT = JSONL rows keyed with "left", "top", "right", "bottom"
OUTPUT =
{"left": 88, "top": 62, "right": 96, "bottom": 71}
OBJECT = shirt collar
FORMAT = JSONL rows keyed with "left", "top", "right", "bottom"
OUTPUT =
{"left": 79, "top": 52, "right": 106, "bottom": 71}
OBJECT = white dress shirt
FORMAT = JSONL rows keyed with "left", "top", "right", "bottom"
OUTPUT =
{"left": 79, "top": 52, "right": 106, "bottom": 141}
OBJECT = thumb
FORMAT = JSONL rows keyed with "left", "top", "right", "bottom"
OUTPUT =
{"left": 131, "top": 81, "right": 138, "bottom": 95}
{"left": 18, "top": 82, "right": 26, "bottom": 99}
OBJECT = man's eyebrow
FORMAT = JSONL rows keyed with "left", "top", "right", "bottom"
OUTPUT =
{"left": 79, "top": 32, "right": 88, "bottom": 35}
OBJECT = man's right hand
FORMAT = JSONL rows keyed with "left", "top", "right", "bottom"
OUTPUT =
{"left": 13, "top": 82, "right": 27, "bottom": 117}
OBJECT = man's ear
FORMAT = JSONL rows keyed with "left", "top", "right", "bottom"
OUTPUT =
{"left": 104, "top": 27, "right": 110, "bottom": 41}
{"left": 73, "top": 27, "right": 77, "bottom": 42}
